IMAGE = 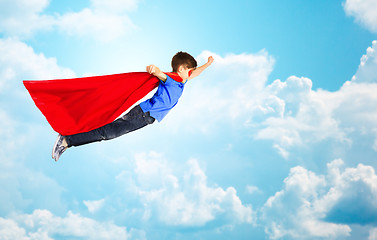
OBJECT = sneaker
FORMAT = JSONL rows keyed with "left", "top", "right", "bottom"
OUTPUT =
{"left": 52, "top": 134, "right": 68, "bottom": 162}
{"left": 52, "top": 134, "right": 62, "bottom": 158}
{"left": 54, "top": 144, "right": 67, "bottom": 162}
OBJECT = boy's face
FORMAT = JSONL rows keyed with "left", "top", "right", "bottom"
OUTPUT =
{"left": 177, "top": 65, "right": 195, "bottom": 80}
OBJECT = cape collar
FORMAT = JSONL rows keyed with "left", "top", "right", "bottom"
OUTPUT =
{"left": 165, "top": 72, "right": 184, "bottom": 83}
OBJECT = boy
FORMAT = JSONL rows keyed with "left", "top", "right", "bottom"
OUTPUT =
{"left": 52, "top": 52, "right": 214, "bottom": 161}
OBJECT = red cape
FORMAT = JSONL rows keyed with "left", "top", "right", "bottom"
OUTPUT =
{"left": 23, "top": 72, "right": 183, "bottom": 135}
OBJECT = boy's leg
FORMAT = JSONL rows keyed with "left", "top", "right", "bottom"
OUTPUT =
{"left": 65, "top": 105, "right": 155, "bottom": 147}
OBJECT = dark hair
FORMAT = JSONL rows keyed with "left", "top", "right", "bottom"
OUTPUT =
{"left": 171, "top": 51, "right": 197, "bottom": 72}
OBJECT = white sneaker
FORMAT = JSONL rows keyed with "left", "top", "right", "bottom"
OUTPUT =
{"left": 52, "top": 134, "right": 68, "bottom": 162}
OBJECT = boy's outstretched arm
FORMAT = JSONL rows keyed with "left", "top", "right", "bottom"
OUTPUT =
{"left": 146, "top": 64, "right": 167, "bottom": 82}
{"left": 188, "top": 56, "right": 214, "bottom": 81}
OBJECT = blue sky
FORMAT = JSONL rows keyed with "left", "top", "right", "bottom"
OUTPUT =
{"left": 1, "top": 0, "right": 377, "bottom": 239}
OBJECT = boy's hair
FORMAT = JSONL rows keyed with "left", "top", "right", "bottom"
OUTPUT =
{"left": 171, "top": 51, "right": 197, "bottom": 72}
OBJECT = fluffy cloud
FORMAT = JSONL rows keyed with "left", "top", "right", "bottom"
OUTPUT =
{"left": 0, "top": 38, "right": 75, "bottom": 93}
{"left": 167, "top": 42, "right": 377, "bottom": 158}
{"left": 164, "top": 50, "right": 275, "bottom": 133}
{"left": 245, "top": 185, "right": 261, "bottom": 195}
{"left": 262, "top": 159, "right": 377, "bottom": 239}
{"left": 0, "top": 0, "right": 54, "bottom": 38}
{"left": 0, "top": 0, "right": 139, "bottom": 41}
{"left": 116, "top": 152, "right": 253, "bottom": 227}
{"left": 322, "top": 160, "right": 377, "bottom": 225}
{"left": 370, "top": 228, "right": 377, "bottom": 240}
{"left": 352, "top": 40, "right": 377, "bottom": 83}
{"left": 0, "top": 38, "right": 74, "bottom": 216}
{"left": 56, "top": 2, "right": 137, "bottom": 42}
{"left": 344, "top": 0, "right": 377, "bottom": 33}
{"left": 83, "top": 199, "right": 106, "bottom": 214}
{"left": 0, "top": 218, "right": 28, "bottom": 240}
{"left": 254, "top": 76, "right": 345, "bottom": 158}
{"left": 262, "top": 163, "right": 351, "bottom": 239}
{"left": 0, "top": 107, "right": 64, "bottom": 217}
{"left": 254, "top": 77, "right": 377, "bottom": 158}
{"left": 263, "top": 47, "right": 377, "bottom": 157}
{"left": 0, "top": 209, "right": 143, "bottom": 240}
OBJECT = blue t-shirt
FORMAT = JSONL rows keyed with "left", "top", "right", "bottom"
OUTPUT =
{"left": 139, "top": 75, "right": 186, "bottom": 122}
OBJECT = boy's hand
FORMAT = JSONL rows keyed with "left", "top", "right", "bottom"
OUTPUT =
{"left": 146, "top": 64, "right": 167, "bottom": 82}
{"left": 207, "top": 56, "right": 214, "bottom": 65}
{"left": 187, "top": 56, "right": 214, "bottom": 81}
{"left": 146, "top": 64, "right": 157, "bottom": 75}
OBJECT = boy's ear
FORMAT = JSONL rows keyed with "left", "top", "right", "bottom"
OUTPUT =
{"left": 177, "top": 65, "right": 187, "bottom": 73}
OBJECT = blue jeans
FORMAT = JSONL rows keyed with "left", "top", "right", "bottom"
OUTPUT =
{"left": 65, "top": 105, "right": 155, "bottom": 147}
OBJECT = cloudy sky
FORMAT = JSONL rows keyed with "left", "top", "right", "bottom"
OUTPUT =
{"left": 1, "top": 0, "right": 377, "bottom": 239}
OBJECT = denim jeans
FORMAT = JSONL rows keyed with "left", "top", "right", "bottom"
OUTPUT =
{"left": 65, "top": 105, "right": 155, "bottom": 147}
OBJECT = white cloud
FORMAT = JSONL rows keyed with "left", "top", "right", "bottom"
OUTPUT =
{"left": 370, "top": 228, "right": 377, "bottom": 240}
{"left": 0, "top": 218, "right": 28, "bottom": 240}
{"left": 0, "top": 0, "right": 139, "bottom": 41}
{"left": 116, "top": 152, "right": 254, "bottom": 227}
{"left": 352, "top": 40, "right": 377, "bottom": 83}
{"left": 262, "top": 162, "right": 342, "bottom": 239}
{"left": 262, "top": 159, "right": 377, "bottom": 239}
{"left": 0, "top": 38, "right": 75, "bottom": 216}
{"left": 0, "top": 38, "right": 75, "bottom": 93}
{"left": 0, "top": 159, "right": 66, "bottom": 217}
{"left": 254, "top": 77, "right": 351, "bottom": 158}
{"left": 184, "top": 42, "right": 377, "bottom": 158}
{"left": 0, "top": 0, "right": 54, "bottom": 38}
{"left": 0, "top": 31, "right": 144, "bottom": 240}
{"left": 83, "top": 199, "right": 106, "bottom": 213}
{"left": 0, "top": 102, "right": 65, "bottom": 218}
{"left": 254, "top": 66, "right": 377, "bottom": 157}
{"left": 320, "top": 160, "right": 377, "bottom": 225}
{"left": 56, "top": 7, "right": 136, "bottom": 42}
{"left": 164, "top": 50, "right": 275, "bottom": 133}
{"left": 0, "top": 209, "right": 142, "bottom": 240}
{"left": 164, "top": 46, "right": 377, "bottom": 158}
{"left": 57, "top": 0, "right": 140, "bottom": 42}
{"left": 245, "top": 185, "right": 261, "bottom": 195}
{"left": 263, "top": 165, "right": 343, "bottom": 239}
{"left": 0, "top": 109, "right": 18, "bottom": 160}
{"left": 344, "top": 0, "right": 377, "bottom": 33}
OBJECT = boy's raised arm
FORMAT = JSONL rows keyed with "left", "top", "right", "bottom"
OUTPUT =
{"left": 146, "top": 64, "right": 167, "bottom": 82}
{"left": 188, "top": 56, "right": 214, "bottom": 81}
